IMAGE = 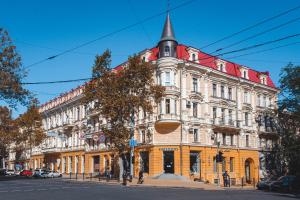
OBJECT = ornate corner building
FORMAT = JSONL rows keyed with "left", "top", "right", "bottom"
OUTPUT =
{"left": 8, "top": 13, "right": 279, "bottom": 185}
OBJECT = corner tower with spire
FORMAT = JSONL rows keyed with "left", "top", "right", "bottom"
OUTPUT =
{"left": 158, "top": 12, "right": 178, "bottom": 58}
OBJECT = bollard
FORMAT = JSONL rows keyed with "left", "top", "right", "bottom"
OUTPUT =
{"left": 70, "top": 172, "right": 72, "bottom": 180}
{"left": 82, "top": 173, "right": 84, "bottom": 180}
{"left": 90, "top": 173, "right": 92, "bottom": 181}
{"left": 76, "top": 173, "right": 78, "bottom": 180}
{"left": 253, "top": 178, "right": 255, "bottom": 188}
{"left": 98, "top": 172, "right": 100, "bottom": 182}
{"left": 241, "top": 177, "right": 244, "bottom": 188}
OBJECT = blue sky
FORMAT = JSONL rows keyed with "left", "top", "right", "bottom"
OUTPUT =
{"left": 1, "top": 0, "right": 300, "bottom": 117}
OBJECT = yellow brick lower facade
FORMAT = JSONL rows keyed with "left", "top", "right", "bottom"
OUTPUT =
{"left": 29, "top": 145, "right": 259, "bottom": 185}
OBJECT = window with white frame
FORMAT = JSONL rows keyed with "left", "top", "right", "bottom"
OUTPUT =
{"left": 217, "top": 60, "right": 226, "bottom": 72}
{"left": 221, "top": 85, "right": 225, "bottom": 98}
{"left": 212, "top": 83, "right": 217, "bottom": 97}
{"left": 193, "top": 129, "right": 198, "bottom": 142}
{"left": 165, "top": 99, "right": 170, "bottom": 114}
{"left": 228, "top": 87, "right": 232, "bottom": 100}
{"left": 245, "top": 112, "right": 249, "bottom": 126}
{"left": 240, "top": 67, "right": 249, "bottom": 79}
{"left": 192, "top": 78, "right": 198, "bottom": 92}
{"left": 244, "top": 91, "right": 249, "bottom": 103}
{"left": 165, "top": 72, "right": 170, "bottom": 86}
{"left": 193, "top": 102, "right": 198, "bottom": 117}
{"left": 257, "top": 94, "right": 261, "bottom": 106}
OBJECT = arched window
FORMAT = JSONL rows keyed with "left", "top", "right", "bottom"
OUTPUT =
{"left": 164, "top": 46, "right": 170, "bottom": 56}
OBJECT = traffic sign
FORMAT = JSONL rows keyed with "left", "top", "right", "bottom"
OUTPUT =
{"left": 129, "top": 139, "right": 137, "bottom": 147}
{"left": 99, "top": 134, "right": 106, "bottom": 143}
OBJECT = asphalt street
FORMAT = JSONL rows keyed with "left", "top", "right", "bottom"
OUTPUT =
{"left": 0, "top": 178, "right": 297, "bottom": 200}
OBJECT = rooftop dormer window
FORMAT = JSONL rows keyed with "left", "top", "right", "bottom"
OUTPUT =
{"left": 216, "top": 60, "right": 226, "bottom": 72}
{"left": 259, "top": 74, "right": 268, "bottom": 85}
{"left": 192, "top": 53, "right": 196, "bottom": 61}
{"left": 240, "top": 66, "right": 249, "bottom": 79}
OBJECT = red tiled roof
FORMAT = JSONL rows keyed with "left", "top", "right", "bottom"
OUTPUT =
{"left": 148, "top": 44, "right": 276, "bottom": 88}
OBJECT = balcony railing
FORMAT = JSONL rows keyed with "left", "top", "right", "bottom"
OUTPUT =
{"left": 156, "top": 113, "right": 180, "bottom": 124}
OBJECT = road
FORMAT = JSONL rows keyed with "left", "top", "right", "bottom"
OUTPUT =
{"left": 0, "top": 178, "right": 297, "bottom": 200}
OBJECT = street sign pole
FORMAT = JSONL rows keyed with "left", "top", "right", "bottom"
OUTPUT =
{"left": 129, "top": 109, "right": 135, "bottom": 179}
{"left": 217, "top": 142, "right": 220, "bottom": 186}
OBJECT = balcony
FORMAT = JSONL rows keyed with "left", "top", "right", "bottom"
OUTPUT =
{"left": 211, "top": 118, "right": 240, "bottom": 134}
{"left": 164, "top": 85, "right": 180, "bottom": 96}
{"left": 258, "top": 126, "right": 277, "bottom": 138}
{"left": 156, "top": 113, "right": 181, "bottom": 125}
{"left": 41, "top": 147, "right": 62, "bottom": 153}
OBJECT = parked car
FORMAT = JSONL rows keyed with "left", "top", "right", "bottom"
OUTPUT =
{"left": 256, "top": 177, "right": 278, "bottom": 190}
{"left": 20, "top": 170, "right": 33, "bottom": 177}
{"left": 47, "top": 171, "right": 62, "bottom": 178}
{"left": 268, "top": 175, "right": 297, "bottom": 192}
{"left": 5, "top": 169, "right": 15, "bottom": 176}
{"left": 33, "top": 169, "right": 45, "bottom": 177}
{"left": 40, "top": 171, "right": 50, "bottom": 178}
{"left": 0, "top": 169, "right": 6, "bottom": 176}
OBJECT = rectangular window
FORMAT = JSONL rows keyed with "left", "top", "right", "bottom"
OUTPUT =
{"left": 257, "top": 94, "right": 261, "bottom": 106}
{"left": 222, "top": 158, "right": 226, "bottom": 172}
{"left": 166, "top": 99, "right": 170, "bottom": 114}
{"left": 244, "top": 91, "right": 248, "bottom": 103}
{"left": 263, "top": 95, "right": 267, "bottom": 107}
{"left": 222, "top": 133, "right": 226, "bottom": 145}
{"left": 230, "top": 135, "right": 234, "bottom": 146}
{"left": 228, "top": 109, "right": 233, "bottom": 125}
{"left": 192, "top": 78, "right": 198, "bottom": 92}
{"left": 221, "top": 85, "right": 225, "bottom": 98}
{"left": 230, "top": 157, "right": 234, "bottom": 172}
{"left": 140, "top": 151, "right": 149, "bottom": 173}
{"left": 141, "top": 130, "right": 146, "bottom": 143}
{"left": 221, "top": 108, "right": 225, "bottom": 124}
{"left": 213, "top": 107, "right": 217, "bottom": 124}
{"left": 245, "top": 112, "right": 249, "bottom": 126}
{"left": 246, "top": 135, "right": 249, "bottom": 147}
{"left": 165, "top": 72, "right": 170, "bottom": 86}
{"left": 190, "top": 152, "right": 200, "bottom": 173}
{"left": 228, "top": 87, "right": 232, "bottom": 100}
{"left": 213, "top": 157, "right": 217, "bottom": 173}
{"left": 193, "top": 129, "right": 198, "bottom": 142}
{"left": 213, "top": 83, "right": 217, "bottom": 97}
{"left": 193, "top": 102, "right": 198, "bottom": 117}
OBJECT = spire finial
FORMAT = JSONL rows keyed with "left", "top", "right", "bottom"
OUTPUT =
{"left": 167, "top": 0, "right": 170, "bottom": 13}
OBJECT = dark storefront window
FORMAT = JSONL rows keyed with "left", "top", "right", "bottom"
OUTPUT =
{"left": 190, "top": 152, "right": 200, "bottom": 174}
{"left": 140, "top": 151, "right": 149, "bottom": 173}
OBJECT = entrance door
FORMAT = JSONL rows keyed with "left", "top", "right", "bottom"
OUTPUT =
{"left": 93, "top": 156, "right": 100, "bottom": 173}
{"left": 245, "top": 159, "right": 251, "bottom": 183}
{"left": 163, "top": 151, "right": 174, "bottom": 174}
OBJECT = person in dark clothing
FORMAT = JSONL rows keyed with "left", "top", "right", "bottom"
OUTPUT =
{"left": 138, "top": 171, "right": 144, "bottom": 184}
{"left": 222, "top": 171, "right": 230, "bottom": 187}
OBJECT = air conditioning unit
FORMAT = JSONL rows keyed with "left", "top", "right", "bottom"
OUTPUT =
{"left": 186, "top": 101, "right": 191, "bottom": 108}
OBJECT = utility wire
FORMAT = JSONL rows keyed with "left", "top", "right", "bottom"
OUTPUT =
{"left": 212, "top": 16, "right": 300, "bottom": 54}
{"left": 22, "top": 78, "right": 91, "bottom": 85}
{"left": 225, "top": 41, "right": 300, "bottom": 60}
{"left": 20, "top": 33, "right": 300, "bottom": 85}
{"left": 200, "top": 4, "right": 300, "bottom": 49}
{"left": 23, "top": 0, "right": 196, "bottom": 70}
{"left": 199, "top": 33, "right": 300, "bottom": 62}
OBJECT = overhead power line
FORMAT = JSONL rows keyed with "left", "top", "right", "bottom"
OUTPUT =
{"left": 225, "top": 41, "right": 300, "bottom": 60}
{"left": 23, "top": 0, "right": 197, "bottom": 70}
{"left": 212, "top": 16, "right": 300, "bottom": 53}
{"left": 21, "top": 78, "right": 91, "bottom": 85}
{"left": 200, "top": 4, "right": 300, "bottom": 49}
{"left": 20, "top": 33, "right": 300, "bottom": 85}
{"left": 199, "top": 33, "right": 300, "bottom": 62}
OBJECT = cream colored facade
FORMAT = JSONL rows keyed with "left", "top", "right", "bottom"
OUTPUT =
{"left": 8, "top": 14, "right": 279, "bottom": 185}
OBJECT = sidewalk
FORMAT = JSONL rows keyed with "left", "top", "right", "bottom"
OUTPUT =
{"left": 63, "top": 175, "right": 256, "bottom": 191}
